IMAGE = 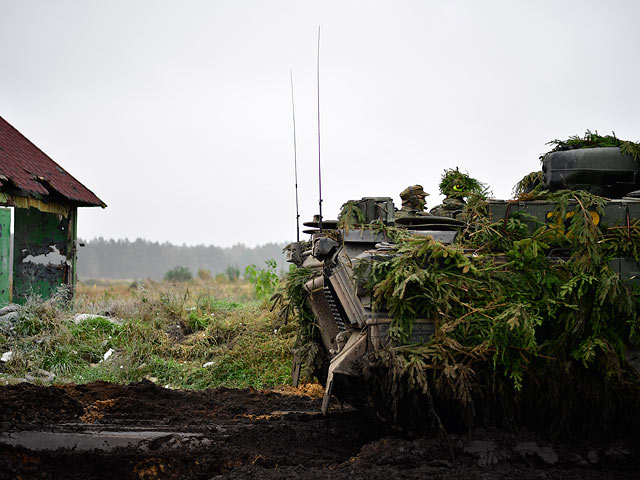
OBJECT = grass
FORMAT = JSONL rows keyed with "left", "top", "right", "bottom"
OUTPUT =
{"left": 0, "top": 277, "right": 295, "bottom": 390}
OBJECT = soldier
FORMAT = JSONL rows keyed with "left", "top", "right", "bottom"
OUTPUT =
{"left": 429, "top": 194, "right": 466, "bottom": 218}
{"left": 430, "top": 168, "right": 487, "bottom": 219}
{"left": 397, "top": 185, "right": 431, "bottom": 218}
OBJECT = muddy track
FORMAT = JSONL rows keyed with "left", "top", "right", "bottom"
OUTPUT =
{"left": 0, "top": 381, "right": 638, "bottom": 479}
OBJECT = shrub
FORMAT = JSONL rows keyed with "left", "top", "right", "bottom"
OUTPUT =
{"left": 225, "top": 265, "right": 240, "bottom": 281}
{"left": 245, "top": 260, "right": 279, "bottom": 300}
{"left": 164, "top": 266, "right": 192, "bottom": 282}
{"left": 197, "top": 269, "right": 212, "bottom": 281}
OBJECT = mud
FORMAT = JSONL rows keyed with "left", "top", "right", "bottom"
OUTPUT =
{"left": 0, "top": 381, "right": 638, "bottom": 479}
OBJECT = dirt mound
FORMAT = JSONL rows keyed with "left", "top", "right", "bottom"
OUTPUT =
{"left": 0, "top": 382, "right": 84, "bottom": 425}
{"left": 269, "top": 383, "right": 325, "bottom": 398}
{"left": 0, "top": 381, "right": 638, "bottom": 479}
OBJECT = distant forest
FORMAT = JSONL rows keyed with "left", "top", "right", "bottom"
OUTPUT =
{"left": 77, "top": 238, "right": 289, "bottom": 280}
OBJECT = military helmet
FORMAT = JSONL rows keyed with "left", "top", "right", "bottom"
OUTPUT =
{"left": 400, "top": 185, "right": 428, "bottom": 201}
{"left": 439, "top": 168, "right": 487, "bottom": 199}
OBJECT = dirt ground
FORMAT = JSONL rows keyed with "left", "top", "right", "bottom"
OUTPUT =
{"left": 0, "top": 381, "right": 638, "bottom": 480}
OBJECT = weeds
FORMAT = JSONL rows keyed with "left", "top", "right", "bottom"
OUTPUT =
{"left": 0, "top": 278, "right": 294, "bottom": 390}
{"left": 245, "top": 260, "right": 280, "bottom": 300}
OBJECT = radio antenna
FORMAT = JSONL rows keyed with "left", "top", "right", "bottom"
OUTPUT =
{"left": 290, "top": 69, "right": 300, "bottom": 242}
{"left": 316, "top": 26, "right": 323, "bottom": 232}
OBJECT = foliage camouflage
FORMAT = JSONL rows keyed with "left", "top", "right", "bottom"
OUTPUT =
{"left": 337, "top": 201, "right": 366, "bottom": 232}
{"left": 366, "top": 189, "right": 640, "bottom": 435}
{"left": 271, "top": 265, "right": 326, "bottom": 381}
{"left": 544, "top": 130, "right": 640, "bottom": 162}
{"left": 438, "top": 168, "right": 488, "bottom": 199}
{"left": 512, "top": 171, "right": 544, "bottom": 198}
{"left": 283, "top": 186, "right": 640, "bottom": 436}
{"left": 513, "top": 131, "right": 640, "bottom": 201}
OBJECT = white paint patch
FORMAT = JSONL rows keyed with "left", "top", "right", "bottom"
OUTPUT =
{"left": 73, "top": 313, "right": 122, "bottom": 325}
{"left": 22, "top": 245, "right": 67, "bottom": 265}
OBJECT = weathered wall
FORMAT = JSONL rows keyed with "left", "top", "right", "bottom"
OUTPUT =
{"left": 12, "top": 206, "right": 77, "bottom": 303}
{"left": 0, "top": 208, "right": 10, "bottom": 305}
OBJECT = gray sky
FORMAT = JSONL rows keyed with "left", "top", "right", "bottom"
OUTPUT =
{"left": 1, "top": 1, "right": 639, "bottom": 247}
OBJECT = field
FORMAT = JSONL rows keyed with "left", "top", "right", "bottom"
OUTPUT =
{"left": 0, "top": 278, "right": 293, "bottom": 390}
{"left": 0, "top": 279, "right": 638, "bottom": 479}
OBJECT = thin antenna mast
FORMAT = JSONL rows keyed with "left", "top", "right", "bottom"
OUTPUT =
{"left": 316, "top": 26, "right": 323, "bottom": 232}
{"left": 290, "top": 69, "right": 300, "bottom": 242}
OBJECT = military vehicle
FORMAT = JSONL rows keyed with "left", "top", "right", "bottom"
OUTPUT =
{"left": 285, "top": 145, "right": 640, "bottom": 432}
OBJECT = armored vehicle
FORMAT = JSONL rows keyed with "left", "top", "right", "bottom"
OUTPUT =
{"left": 286, "top": 145, "right": 640, "bottom": 433}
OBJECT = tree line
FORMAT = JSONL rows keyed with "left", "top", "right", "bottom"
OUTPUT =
{"left": 76, "top": 237, "right": 289, "bottom": 280}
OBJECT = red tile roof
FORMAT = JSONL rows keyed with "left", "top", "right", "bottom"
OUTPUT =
{"left": 0, "top": 115, "right": 105, "bottom": 207}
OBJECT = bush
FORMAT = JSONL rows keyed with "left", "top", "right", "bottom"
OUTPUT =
{"left": 245, "top": 260, "right": 279, "bottom": 300}
{"left": 225, "top": 265, "right": 240, "bottom": 281}
{"left": 197, "top": 269, "right": 212, "bottom": 281}
{"left": 164, "top": 266, "right": 192, "bottom": 282}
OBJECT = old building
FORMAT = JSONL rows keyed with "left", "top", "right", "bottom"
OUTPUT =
{"left": 0, "top": 115, "right": 105, "bottom": 304}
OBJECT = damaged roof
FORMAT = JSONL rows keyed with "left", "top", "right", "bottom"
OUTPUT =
{"left": 0, "top": 115, "right": 105, "bottom": 207}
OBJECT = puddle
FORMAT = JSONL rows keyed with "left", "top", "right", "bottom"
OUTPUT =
{"left": 0, "top": 429, "right": 204, "bottom": 451}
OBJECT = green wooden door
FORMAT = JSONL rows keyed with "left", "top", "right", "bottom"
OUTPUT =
{"left": 0, "top": 208, "right": 11, "bottom": 305}
{"left": 12, "top": 207, "right": 75, "bottom": 304}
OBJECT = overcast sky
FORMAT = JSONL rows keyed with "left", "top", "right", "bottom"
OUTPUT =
{"left": 1, "top": 1, "right": 639, "bottom": 247}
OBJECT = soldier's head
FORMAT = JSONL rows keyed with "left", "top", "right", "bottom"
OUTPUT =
{"left": 439, "top": 168, "right": 487, "bottom": 199}
{"left": 400, "top": 185, "right": 428, "bottom": 211}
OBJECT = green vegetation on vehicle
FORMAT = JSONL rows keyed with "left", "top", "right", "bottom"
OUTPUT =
{"left": 281, "top": 137, "right": 640, "bottom": 436}
{"left": 362, "top": 189, "right": 640, "bottom": 434}
{"left": 545, "top": 130, "right": 640, "bottom": 161}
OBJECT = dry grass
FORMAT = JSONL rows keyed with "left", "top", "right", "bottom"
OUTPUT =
{"left": 0, "top": 278, "right": 294, "bottom": 390}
